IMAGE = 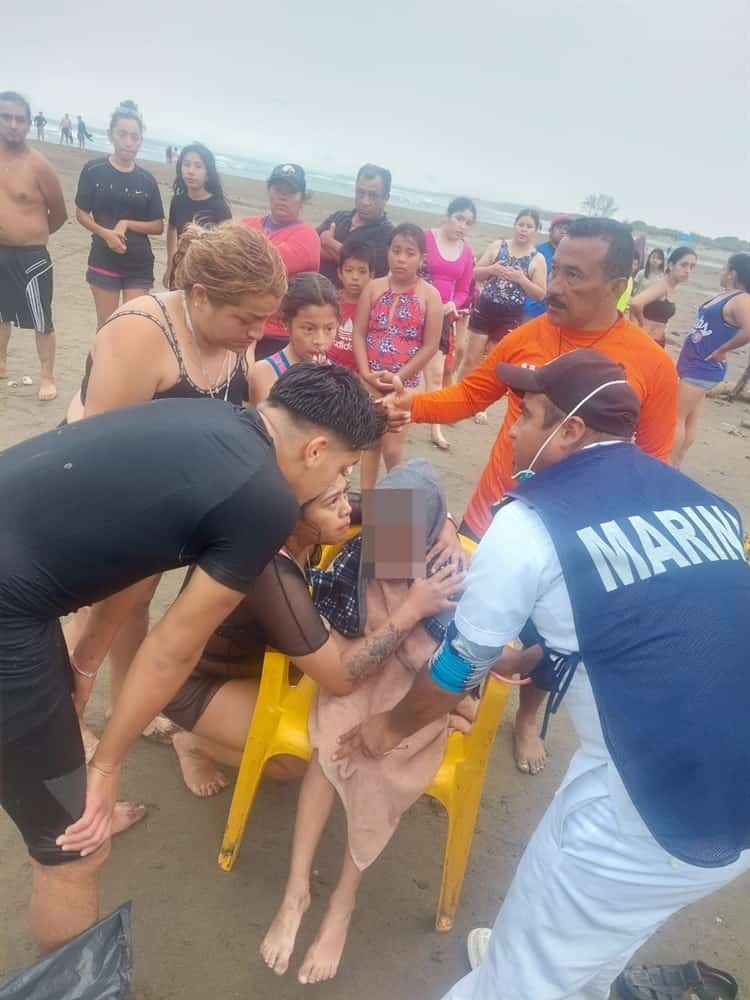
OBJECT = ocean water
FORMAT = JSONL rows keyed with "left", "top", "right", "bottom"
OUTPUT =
{"left": 47, "top": 119, "right": 528, "bottom": 230}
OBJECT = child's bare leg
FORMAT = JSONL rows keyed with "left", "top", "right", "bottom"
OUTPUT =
{"left": 297, "top": 846, "right": 363, "bottom": 985}
{"left": 381, "top": 428, "right": 405, "bottom": 473}
{"left": 261, "top": 753, "right": 337, "bottom": 975}
{"left": 360, "top": 442, "right": 382, "bottom": 490}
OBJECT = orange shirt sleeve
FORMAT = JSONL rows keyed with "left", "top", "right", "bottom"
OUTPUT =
{"left": 412, "top": 339, "right": 511, "bottom": 424}
{"left": 634, "top": 349, "right": 678, "bottom": 461}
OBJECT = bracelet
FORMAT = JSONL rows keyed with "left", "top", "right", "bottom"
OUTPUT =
{"left": 71, "top": 658, "right": 97, "bottom": 679}
{"left": 445, "top": 513, "right": 459, "bottom": 533}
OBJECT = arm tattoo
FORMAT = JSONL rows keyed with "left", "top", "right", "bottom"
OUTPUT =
{"left": 344, "top": 623, "right": 408, "bottom": 684}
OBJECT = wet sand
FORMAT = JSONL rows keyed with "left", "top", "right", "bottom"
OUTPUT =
{"left": 1, "top": 143, "right": 750, "bottom": 998}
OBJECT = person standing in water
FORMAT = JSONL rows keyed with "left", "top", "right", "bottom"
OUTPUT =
{"left": 33, "top": 110, "right": 47, "bottom": 141}
{"left": 671, "top": 253, "right": 750, "bottom": 467}
{"left": 59, "top": 113, "right": 73, "bottom": 145}
{"left": 75, "top": 100, "right": 164, "bottom": 330}
{"left": 421, "top": 197, "right": 477, "bottom": 450}
{"left": 629, "top": 246, "right": 696, "bottom": 346}
{"left": 0, "top": 91, "right": 67, "bottom": 401}
{"left": 76, "top": 116, "right": 92, "bottom": 149}
{"left": 163, "top": 143, "right": 232, "bottom": 287}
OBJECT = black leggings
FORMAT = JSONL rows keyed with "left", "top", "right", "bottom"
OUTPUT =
{"left": 1, "top": 694, "right": 86, "bottom": 866}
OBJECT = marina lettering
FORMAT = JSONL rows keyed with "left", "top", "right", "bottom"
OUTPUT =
{"left": 577, "top": 505, "right": 743, "bottom": 592}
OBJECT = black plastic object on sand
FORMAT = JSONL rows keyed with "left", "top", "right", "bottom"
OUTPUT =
{"left": 0, "top": 902, "right": 132, "bottom": 1000}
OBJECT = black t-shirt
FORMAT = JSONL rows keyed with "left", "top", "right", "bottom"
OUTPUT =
{"left": 317, "top": 210, "right": 394, "bottom": 286}
{"left": 168, "top": 192, "right": 232, "bottom": 236}
{"left": 75, "top": 157, "right": 165, "bottom": 276}
{"left": 0, "top": 399, "right": 299, "bottom": 735}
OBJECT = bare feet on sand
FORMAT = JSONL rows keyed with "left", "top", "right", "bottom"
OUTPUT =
{"left": 297, "top": 897, "right": 354, "bottom": 984}
{"left": 513, "top": 717, "right": 547, "bottom": 775}
{"left": 260, "top": 889, "right": 311, "bottom": 975}
{"left": 37, "top": 378, "right": 57, "bottom": 402}
{"left": 112, "top": 801, "right": 147, "bottom": 836}
{"left": 105, "top": 709, "right": 180, "bottom": 745}
{"left": 172, "top": 731, "right": 228, "bottom": 797}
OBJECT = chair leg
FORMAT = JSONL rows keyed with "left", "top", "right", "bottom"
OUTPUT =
{"left": 435, "top": 769, "right": 484, "bottom": 932}
{"left": 218, "top": 714, "right": 277, "bottom": 871}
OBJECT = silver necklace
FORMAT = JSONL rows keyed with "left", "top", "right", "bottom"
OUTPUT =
{"left": 181, "top": 291, "right": 231, "bottom": 401}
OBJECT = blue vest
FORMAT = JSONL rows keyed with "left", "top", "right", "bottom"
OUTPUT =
{"left": 510, "top": 443, "right": 750, "bottom": 867}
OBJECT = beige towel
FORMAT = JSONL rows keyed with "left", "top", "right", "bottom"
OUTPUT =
{"left": 308, "top": 577, "right": 448, "bottom": 871}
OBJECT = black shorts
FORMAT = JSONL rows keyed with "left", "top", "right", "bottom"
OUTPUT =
{"left": 0, "top": 245, "right": 54, "bottom": 334}
{"left": 469, "top": 295, "right": 523, "bottom": 342}
{"left": 1, "top": 691, "right": 86, "bottom": 867}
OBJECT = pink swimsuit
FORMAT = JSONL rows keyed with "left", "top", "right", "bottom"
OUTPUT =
{"left": 365, "top": 285, "right": 426, "bottom": 388}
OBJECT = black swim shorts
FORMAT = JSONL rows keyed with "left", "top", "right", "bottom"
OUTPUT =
{"left": 1, "top": 693, "right": 86, "bottom": 866}
{"left": 0, "top": 245, "right": 54, "bottom": 334}
{"left": 469, "top": 295, "right": 523, "bottom": 343}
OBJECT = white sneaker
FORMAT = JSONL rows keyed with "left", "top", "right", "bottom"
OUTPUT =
{"left": 467, "top": 927, "right": 492, "bottom": 971}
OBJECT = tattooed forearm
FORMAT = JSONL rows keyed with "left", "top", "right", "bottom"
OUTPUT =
{"left": 344, "top": 624, "right": 409, "bottom": 684}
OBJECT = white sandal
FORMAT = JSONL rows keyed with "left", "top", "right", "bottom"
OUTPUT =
{"left": 467, "top": 927, "right": 492, "bottom": 971}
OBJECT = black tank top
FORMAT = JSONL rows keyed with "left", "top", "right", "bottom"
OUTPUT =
{"left": 79, "top": 293, "right": 248, "bottom": 406}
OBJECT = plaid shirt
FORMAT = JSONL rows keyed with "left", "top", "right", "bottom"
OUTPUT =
{"left": 310, "top": 534, "right": 448, "bottom": 643}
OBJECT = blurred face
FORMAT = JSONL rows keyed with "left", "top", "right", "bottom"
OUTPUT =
{"left": 109, "top": 117, "right": 142, "bottom": 163}
{"left": 388, "top": 235, "right": 422, "bottom": 282}
{"left": 549, "top": 222, "right": 569, "bottom": 248}
{"left": 181, "top": 152, "right": 208, "bottom": 193}
{"left": 509, "top": 393, "right": 572, "bottom": 475}
{"left": 648, "top": 251, "right": 664, "bottom": 273}
{"left": 0, "top": 100, "right": 30, "bottom": 146}
{"left": 355, "top": 174, "right": 388, "bottom": 222}
{"left": 268, "top": 182, "right": 304, "bottom": 224}
{"left": 513, "top": 214, "right": 538, "bottom": 246}
{"left": 193, "top": 287, "right": 282, "bottom": 350}
{"left": 547, "top": 237, "right": 626, "bottom": 328}
{"left": 632, "top": 255, "right": 641, "bottom": 277}
{"left": 669, "top": 253, "right": 696, "bottom": 284}
{"left": 444, "top": 209, "right": 475, "bottom": 241}
{"left": 296, "top": 475, "right": 352, "bottom": 546}
{"left": 339, "top": 257, "right": 372, "bottom": 299}
{"left": 289, "top": 304, "right": 338, "bottom": 361}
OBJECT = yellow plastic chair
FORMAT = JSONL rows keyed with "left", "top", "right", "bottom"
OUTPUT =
{"left": 218, "top": 533, "right": 510, "bottom": 931}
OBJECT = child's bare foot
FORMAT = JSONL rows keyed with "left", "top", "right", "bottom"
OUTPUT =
{"left": 260, "top": 889, "right": 311, "bottom": 975}
{"left": 513, "top": 715, "right": 547, "bottom": 775}
{"left": 297, "top": 896, "right": 354, "bottom": 984}
{"left": 111, "top": 801, "right": 147, "bottom": 835}
{"left": 172, "top": 731, "right": 228, "bottom": 797}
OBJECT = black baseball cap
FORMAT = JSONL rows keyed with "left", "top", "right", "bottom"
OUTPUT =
{"left": 496, "top": 349, "right": 640, "bottom": 436}
{"left": 267, "top": 163, "right": 306, "bottom": 193}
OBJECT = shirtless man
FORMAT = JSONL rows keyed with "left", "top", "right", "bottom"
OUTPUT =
{"left": 0, "top": 91, "right": 67, "bottom": 401}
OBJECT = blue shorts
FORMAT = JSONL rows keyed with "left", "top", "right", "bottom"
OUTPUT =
{"left": 86, "top": 267, "right": 153, "bottom": 292}
{"left": 680, "top": 375, "right": 720, "bottom": 391}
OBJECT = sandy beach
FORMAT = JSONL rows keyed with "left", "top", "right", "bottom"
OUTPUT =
{"left": 1, "top": 142, "right": 750, "bottom": 999}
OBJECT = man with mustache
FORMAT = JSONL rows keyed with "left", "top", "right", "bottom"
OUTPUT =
{"left": 378, "top": 218, "right": 678, "bottom": 775}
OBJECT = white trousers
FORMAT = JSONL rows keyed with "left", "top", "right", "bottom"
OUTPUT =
{"left": 442, "top": 770, "right": 750, "bottom": 1000}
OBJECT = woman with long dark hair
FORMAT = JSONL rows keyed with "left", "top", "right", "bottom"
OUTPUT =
{"left": 634, "top": 247, "right": 665, "bottom": 295}
{"left": 75, "top": 101, "right": 164, "bottom": 329}
{"left": 163, "top": 142, "right": 232, "bottom": 287}
{"left": 629, "top": 246, "right": 696, "bottom": 346}
{"left": 672, "top": 253, "right": 750, "bottom": 466}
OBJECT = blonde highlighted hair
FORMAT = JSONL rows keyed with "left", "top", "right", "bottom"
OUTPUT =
{"left": 172, "top": 222, "right": 287, "bottom": 305}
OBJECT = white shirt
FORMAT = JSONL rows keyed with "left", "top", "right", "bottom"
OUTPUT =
{"left": 456, "top": 498, "right": 651, "bottom": 836}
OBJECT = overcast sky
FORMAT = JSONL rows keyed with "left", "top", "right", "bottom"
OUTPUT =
{"left": 6, "top": 0, "right": 748, "bottom": 237}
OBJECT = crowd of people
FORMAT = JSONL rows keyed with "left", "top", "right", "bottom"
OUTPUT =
{"left": 2, "top": 88, "right": 750, "bottom": 999}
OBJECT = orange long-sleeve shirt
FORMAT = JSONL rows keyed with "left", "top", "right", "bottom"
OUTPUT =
{"left": 412, "top": 314, "right": 678, "bottom": 538}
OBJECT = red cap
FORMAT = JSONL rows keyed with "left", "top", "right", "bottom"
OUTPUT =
{"left": 549, "top": 214, "right": 572, "bottom": 229}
